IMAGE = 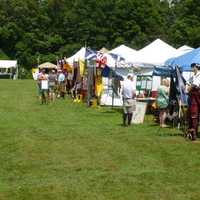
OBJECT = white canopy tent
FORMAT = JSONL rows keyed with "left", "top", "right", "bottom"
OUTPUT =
{"left": 172, "top": 45, "right": 194, "bottom": 58}
{"left": 67, "top": 47, "right": 117, "bottom": 68}
{"left": 0, "top": 60, "right": 18, "bottom": 79}
{"left": 66, "top": 47, "right": 86, "bottom": 65}
{"left": 132, "top": 39, "right": 177, "bottom": 66}
{"left": 177, "top": 45, "right": 193, "bottom": 52}
{"left": 109, "top": 44, "right": 138, "bottom": 63}
{"left": 0, "top": 60, "right": 17, "bottom": 68}
{"left": 123, "top": 39, "right": 178, "bottom": 93}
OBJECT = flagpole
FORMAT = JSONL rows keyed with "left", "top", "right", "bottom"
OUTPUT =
{"left": 85, "top": 42, "right": 91, "bottom": 107}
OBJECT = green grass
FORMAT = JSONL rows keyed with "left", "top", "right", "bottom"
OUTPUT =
{"left": 0, "top": 79, "right": 200, "bottom": 200}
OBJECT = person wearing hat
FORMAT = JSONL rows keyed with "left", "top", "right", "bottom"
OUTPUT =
{"left": 186, "top": 63, "right": 200, "bottom": 141}
{"left": 122, "top": 74, "right": 136, "bottom": 126}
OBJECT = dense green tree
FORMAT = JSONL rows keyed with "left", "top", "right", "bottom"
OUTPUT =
{"left": 0, "top": 0, "right": 199, "bottom": 71}
{"left": 169, "top": 0, "right": 200, "bottom": 48}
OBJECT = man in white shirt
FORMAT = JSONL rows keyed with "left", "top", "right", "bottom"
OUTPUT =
{"left": 187, "top": 63, "right": 200, "bottom": 141}
{"left": 122, "top": 74, "right": 136, "bottom": 126}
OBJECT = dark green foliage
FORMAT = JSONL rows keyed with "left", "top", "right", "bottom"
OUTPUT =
{"left": 168, "top": 0, "right": 200, "bottom": 48}
{"left": 0, "top": 0, "right": 199, "bottom": 69}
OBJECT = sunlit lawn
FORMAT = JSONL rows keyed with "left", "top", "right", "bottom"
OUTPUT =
{"left": 0, "top": 79, "right": 200, "bottom": 200}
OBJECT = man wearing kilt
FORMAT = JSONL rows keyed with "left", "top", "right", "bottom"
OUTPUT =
{"left": 122, "top": 74, "right": 136, "bottom": 126}
{"left": 187, "top": 63, "right": 200, "bottom": 141}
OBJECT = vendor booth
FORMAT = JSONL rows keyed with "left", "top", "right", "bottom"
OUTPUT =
{"left": 109, "top": 44, "right": 137, "bottom": 63}
{"left": 152, "top": 65, "right": 187, "bottom": 129}
{"left": 0, "top": 60, "right": 18, "bottom": 79}
{"left": 132, "top": 38, "right": 177, "bottom": 66}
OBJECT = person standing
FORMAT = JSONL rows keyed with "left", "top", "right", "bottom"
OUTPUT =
{"left": 58, "top": 70, "right": 66, "bottom": 99}
{"left": 187, "top": 63, "right": 200, "bottom": 141}
{"left": 38, "top": 69, "right": 48, "bottom": 104}
{"left": 156, "top": 79, "right": 169, "bottom": 128}
{"left": 48, "top": 69, "right": 57, "bottom": 102}
{"left": 122, "top": 74, "right": 136, "bottom": 126}
{"left": 37, "top": 69, "right": 42, "bottom": 101}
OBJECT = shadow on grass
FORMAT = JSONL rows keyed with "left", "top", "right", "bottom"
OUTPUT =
{"left": 154, "top": 126, "right": 184, "bottom": 137}
{"left": 148, "top": 123, "right": 160, "bottom": 127}
{"left": 116, "top": 123, "right": 133, "bottom": 128}
{"left": 157, "top": 132, "right": 184, "bottom": 137}
{"left": 101, "top": 107, "right": 122, "bottom": 114}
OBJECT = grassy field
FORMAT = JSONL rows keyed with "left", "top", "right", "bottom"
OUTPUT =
{"left": 0, "top": 79, "right": 200, "bottom": 200}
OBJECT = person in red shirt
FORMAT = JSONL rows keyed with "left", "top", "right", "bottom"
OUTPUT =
{"left": 187, "top": 63, "right": 200, "bottom": 141}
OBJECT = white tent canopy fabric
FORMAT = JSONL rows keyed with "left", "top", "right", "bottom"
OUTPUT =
{"left": 109, "top": 44, "right": 137, "bottom": 63}
{"left": 66, "top": 39, "right": 186, "bottom": 69}
{"left": 164, "top": 45, "right": 194, "bottom": 64}
{"left": 174, "top": 45, "right": 194, "bottom": 57}
{"left": 177, "top": 45, "right": 193, "bottom": 51}
{"left": 132, "top": 39, "right": 177, "bottom": 66}
{"left": 0, "top": 60, "right": 17, "bottom": 68}
{"left": 67, "top": 47, "right": 86, "bottom": 65}
{"left": 67, "top": 47, "right": 117, "bottom": 68}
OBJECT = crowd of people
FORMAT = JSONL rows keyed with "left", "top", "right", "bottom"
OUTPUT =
{"left": 36, "top": 62, "right": 200, "bottom": 142}
{"left": 155, "top": 63, "right": 200, "bottom": 142}
{"left": 121, "top": 63, "right": 200, "bottom": 142}
{"left": 37, "top": 68, "right": 84, "bottom": 104}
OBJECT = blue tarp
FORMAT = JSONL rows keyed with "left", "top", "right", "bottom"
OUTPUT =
{"left": 165, "top": 47, "right": 200, "bottom": 71}
{"left": 153, "top": 66, "right": 175, "bottom": 77}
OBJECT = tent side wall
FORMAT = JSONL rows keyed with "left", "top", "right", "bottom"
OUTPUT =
{"left": 0, "top": 60, "right": 18, "bottom": 79}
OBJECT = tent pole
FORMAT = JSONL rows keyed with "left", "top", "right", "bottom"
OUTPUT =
{"left": 111, "top": 69, "right": 114, "bottom": 108}
{"left": 16, "top": 64, "right": 19, "bottom": 79}
{"left": 112, "top": 58, "right": 118, "bottom": 108}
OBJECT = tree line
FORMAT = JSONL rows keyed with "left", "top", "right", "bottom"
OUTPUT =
{"left": 0, "top": 0, "right": 199, "bottom": 71}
